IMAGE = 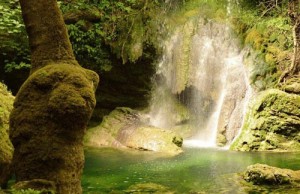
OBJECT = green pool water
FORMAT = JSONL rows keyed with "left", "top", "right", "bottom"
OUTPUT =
{"left": 82, "top": 148, "right": 300, "bottom": 194}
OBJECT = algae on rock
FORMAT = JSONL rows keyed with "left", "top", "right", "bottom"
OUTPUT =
{"left": 125, "top": 182, "right": 175, "bottom": 194}
{"left": 231, "top": 89, "right": 300, "bottom": 151}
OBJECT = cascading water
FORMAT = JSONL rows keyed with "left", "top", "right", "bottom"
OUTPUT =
{"left": 148, "top": 2, "right": 251, "bottom": 148}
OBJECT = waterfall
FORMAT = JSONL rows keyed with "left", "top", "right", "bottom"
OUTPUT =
{"left": 148, "top": 2, "right": 250, "bottom": 148}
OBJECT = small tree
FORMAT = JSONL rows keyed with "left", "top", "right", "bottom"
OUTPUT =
{"left": 279, "top": 0, "right": 300, "bottom": 82}
{"left": 9, "top": 0, "right": 99, "bottom": 193}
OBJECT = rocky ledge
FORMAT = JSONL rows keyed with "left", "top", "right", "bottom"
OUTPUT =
{"left": 231, "top": 89, "right": 300, "bottom": 151}
{"left": 85, "top": 107, "right": 183, "bottom": 155}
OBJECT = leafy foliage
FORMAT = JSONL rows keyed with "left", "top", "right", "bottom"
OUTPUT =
{"left": 232, "top": 1, "right": 293, "bottom": 90}
{"left": 0, "top": 0, "right": 30, "bottom": 72}
{"left": 61, "top": 0, "right": 167, "bottom": 66}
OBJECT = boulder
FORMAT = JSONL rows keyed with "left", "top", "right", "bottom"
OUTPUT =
{"left": 120, "top": 126, "right": 183, "bottom": 154}
{"left": 243, "top": 164, "right": 300, "bottom": 185}
{"left": 231, "top": 89, "right": 300, "bottom": 151}
{"left": 85, "top": 107, "right": 183, "bottom": 155}
{"left": 0, "top": 83, "right": 14, "bottom": 188}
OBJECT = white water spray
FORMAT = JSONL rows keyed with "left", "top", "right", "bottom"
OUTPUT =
{"left": 148, "top": 1, "right": 250, "bottom": 148}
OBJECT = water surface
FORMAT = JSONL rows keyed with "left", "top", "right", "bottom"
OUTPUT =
{"left": 82, "top": 148, "right": 300, "bottom": 193}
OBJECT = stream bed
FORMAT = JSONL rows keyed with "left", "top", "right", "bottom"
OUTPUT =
{"left": 82, "top": 148, "right": 300, "bottom": 193}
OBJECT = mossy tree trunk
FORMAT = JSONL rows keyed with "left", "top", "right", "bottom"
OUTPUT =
{"left": 19, "top": 0, "right": 77, "bottom": 73}
{"left": 288, "top": 0, "right": 300, "bottom": 75}
{"left": 9, "top": 0, "right": 99, "bottom": 193}
{"left": 279, "top": 0, "right": 300, "bottom": 82}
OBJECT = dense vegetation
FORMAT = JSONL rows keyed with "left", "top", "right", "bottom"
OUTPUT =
{"left": 234, "top": 0, "right": 296, "bottom": 90}
{"left": 0, "top": 0, "right": 299, "bottom": 193}
{"left": 0, "top": 0, "right": 297, "bottom": 92}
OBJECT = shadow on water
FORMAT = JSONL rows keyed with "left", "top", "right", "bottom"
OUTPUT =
{"left": 82, "top": 148, "right": 300, "bottom": 193}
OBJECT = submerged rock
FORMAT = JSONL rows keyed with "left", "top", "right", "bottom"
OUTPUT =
{"left": 12, "top": 179, "right": 56, "bottom": 192}
{"left": 243, "top": 164, "right": 300, "bottom": 185}
{"left": 0, "top": 83, "right": 14, "bottom": 188}
{"left": 85, "top": 107, "right": 183, "bottom": 154}
{"left": 125, "top": 183, "right": 175, "bottom": 194}
{"left": 231, "top": 89, "right": 300, "bottom": 151}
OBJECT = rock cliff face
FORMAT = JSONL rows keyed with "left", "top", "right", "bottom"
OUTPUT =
{"left": 91, "top": 56, "right": 157, "bottom": 124}
{"left": 231, "top": 89, "right": 300, "bottom": 151}
{"left": 216, "top": 57, "right": 250, "bottom": 146}
{"left": 85, "top": 107, "right": 183, "bottom": 155}
{"left": 0, "top": 83, "right": 14, "bottom": 188}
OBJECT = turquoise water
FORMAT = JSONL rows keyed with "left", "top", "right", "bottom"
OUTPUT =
{"left": 82, "top": 148, "right": 300, "bottom": 193}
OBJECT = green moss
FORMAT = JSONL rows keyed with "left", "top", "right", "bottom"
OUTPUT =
{"left": 9, "top": 63, "right": 98, "bottom": 193}
{"left": 231, "top": 89, "right": 300, "bottom": 152}
{"left": 0, "top": 82, "right": 14, "bottom": 188}
{"left": 0, "top": 82, "right": 14, "bottom": 164}
{"left": 231, "top": 6, "right": 292, "bottom": 90}
{"left": 245, "top": 29, "right": 264, "bottom": 50}
{"left": 281, "top": 78, "right": 300, "bottom": 94}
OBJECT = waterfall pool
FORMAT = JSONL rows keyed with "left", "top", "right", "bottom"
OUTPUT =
{"left": 82, "top": 148, "right": 300, "bottom": 193}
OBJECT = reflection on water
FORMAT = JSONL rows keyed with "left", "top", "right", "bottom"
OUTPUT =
{"left": 82, "top": 148, "right": 300, "bottom": 193}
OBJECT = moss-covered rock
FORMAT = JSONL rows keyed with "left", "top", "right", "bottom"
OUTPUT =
{"left": 9, "top": 63, "right": 98, "bottom": 193}
{"left": 0, "top": 82, "right": 14, "bottom": 188}
{"left": 85, "top": 107, "right": 183, "bottom": 155}
{"left": 122, "top": 126, "right": 183, "bottom": 154}
{"left": 230, "top": 89, "right": 300, "bottom": 151}
{"left": 243, "top": 164, "right": 300, "bottom": 185}
{"left": 281, "top": 77, "right": 300, "bottom": 94}
{"left": 85, "top": 107, "right": 137, "bottom": 147}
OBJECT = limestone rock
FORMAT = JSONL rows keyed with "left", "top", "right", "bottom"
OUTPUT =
{"left": 85, "top": 107, "right": 183, "bottom": 155}
{"left": 85, "top": 107, "right": 139, "bottom": 148}
{"left": 243, "top": 164, "right": 300, "bottom": 185}
{"left": 121, "top": 126, "right": 183, "bottom": 154}
{"left": 231, "top": 89, "right": 300, "bottom": 151}
{"left": 0, "top": 83, "right": 14, "bottom": 188}
{"left": 216, "top": 58, "right": 249, "bottom": 146}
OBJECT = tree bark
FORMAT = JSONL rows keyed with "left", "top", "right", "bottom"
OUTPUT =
{"left": 19, "top": 0, "right": 77, "bottom": 73}
{"left": 278, "top": 0, "right": 300, "bottom": 83}
{"left": 9, "top": 0, "right": 99, "bottom": 193}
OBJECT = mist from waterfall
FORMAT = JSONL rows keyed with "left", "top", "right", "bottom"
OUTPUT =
{"left": 148, "top": 4, "right": 250, "bottom": 148}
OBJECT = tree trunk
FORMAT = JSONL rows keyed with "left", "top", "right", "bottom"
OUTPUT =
{"left": 288, "top": 0, "right": 300, "bottom": 75}
{"left": 279, "top": 0, "right": 300, "bottom": 82}
{"left": 9, "top": 0, "right": 99, "bottom": 193}
{"left": 19, "top": 0, "right": 77, "bottom": 73}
